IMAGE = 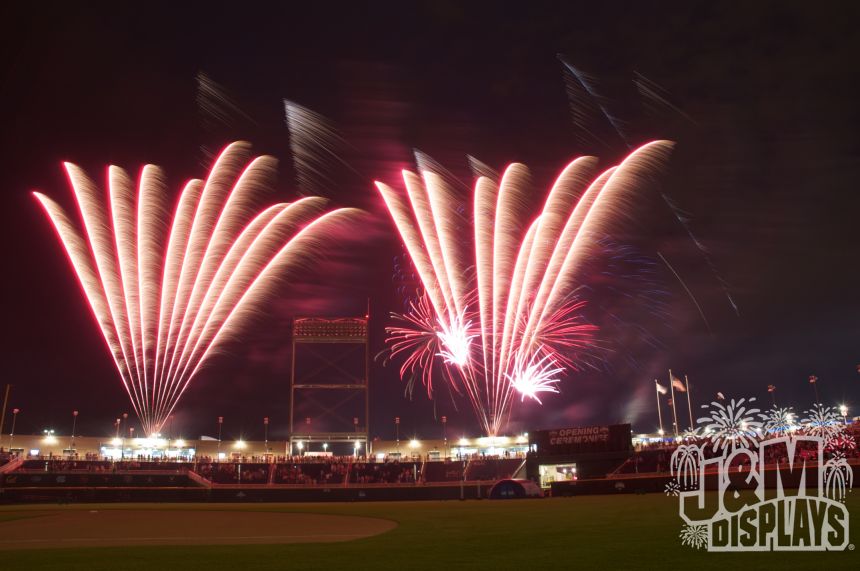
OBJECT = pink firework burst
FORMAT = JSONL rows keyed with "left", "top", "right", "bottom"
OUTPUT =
{"left": 377, "top": 141, "right": 674, "bottom": 434}
{"left": 35, "top": 142, "right": 359, "bottom": 435}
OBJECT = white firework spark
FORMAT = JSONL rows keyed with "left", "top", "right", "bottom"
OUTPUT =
{"left": 759, "top": 406, "right": 797, "bottom": 436}
{"left": 664, "top": 480, "right": 680, "bottom": 497}
{"left": 681, "top": 426, "right": 702, "bottom": 442}
{"left": 802, "top": 403, "right": 843, "bottom": 442}
{"left": 679, "top": 524, "right": 708, "bottom": 549}
{"left": 698, "top": 397, "right": 762, "bottom": 454}
{"left": 506, "top": 349, "right": 563, "bottom": 405}
{"left": 436, "top": 307, "right": 477, "bottom": 367}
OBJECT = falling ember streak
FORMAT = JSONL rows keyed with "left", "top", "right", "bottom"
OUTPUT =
{"left": 379, "top": 141, "right": 673, "bottom": 435}
{"left": 507, "top": 350, "right": 563, "bottom": 405}
{"left": 35, "top": 142, "right": 358, "bottom": 436}
{"left": 436, "top": 307, "right": 476, "bottom": 367}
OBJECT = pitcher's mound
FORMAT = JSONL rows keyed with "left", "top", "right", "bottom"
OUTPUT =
{"left": 0, "top": 509, "right": 396, "bottom": 550}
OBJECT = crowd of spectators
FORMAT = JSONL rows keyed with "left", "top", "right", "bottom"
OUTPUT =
{"left": 619, "top": 424, "right": 859, "bottom": 475}
{"left": 350, "top": 460, "right": 416, "bottom": 484}
{"left": 274, "top": 458, "right": 349, "bottom": 485}
{"left": 195, "top": 462, "right": 270, "bottom": 484}
{"left": 16, "top": 459, "right": 195, "bottom": 473}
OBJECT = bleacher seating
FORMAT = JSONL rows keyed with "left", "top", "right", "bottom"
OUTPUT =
{"left": 350, "top": 460, "right": 417, "bottom": 484}
{"left": 194, "top": 462, "right": 270, "bottom": 484}
{"left": 272, "top": 459, "right": 349, "bottom": 484}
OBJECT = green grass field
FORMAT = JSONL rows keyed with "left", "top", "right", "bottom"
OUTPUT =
{"left": 1, "top": 493, "right": 857, "bottom": 570}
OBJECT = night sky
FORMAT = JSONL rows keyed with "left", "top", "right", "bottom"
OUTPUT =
{"left": 2, "top": 2, "right": 859, "bottom": 442}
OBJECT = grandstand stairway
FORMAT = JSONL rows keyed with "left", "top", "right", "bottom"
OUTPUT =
{"left": 0, "top": 456, "right": 23, "bottom": 475}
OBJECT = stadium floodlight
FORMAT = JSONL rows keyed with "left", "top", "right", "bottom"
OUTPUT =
{"left": 409, "top": 439, "right": 420, "bottom": 449}
{"left": 174, "top": 439, "right": 186, "bottom": 448}
{"left": 234, "top": 440, "right": 246, "bottom": 450}
{"left": 458, "top": 437, "right": 469, "bottom": 446}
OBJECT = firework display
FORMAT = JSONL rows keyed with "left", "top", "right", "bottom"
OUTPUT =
{"left": 34, "top": 142, "right": 359, "bottom": 435}
{"left": 378, "top": 141, "right": 674, "bottom": 435}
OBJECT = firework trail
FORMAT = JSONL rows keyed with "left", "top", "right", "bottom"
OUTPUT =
{"left": 284, "top": 100, "right": 356, "bottom": 197}
{"left": 559, "top": 55, "right": 740, "bottom": 321}
{"left": 378, "top": 141, "right": 673, "bottom": 435}
{"left": 35, "top": 142, "right": 359, "bottom": 435}
{"left": 196, "top": 71, "right": 256, "bottom": 131}
{"left": 560, "top": 56, "right": 628, "bottom": 149}
{"left": 467, "top": 155, "right": 498, "bottom": 182}
{"left": 196, "top": 71, "right": 257, "bottom": 165}
{"left": 633, "top": 71, "right": 698, "bottom": 126}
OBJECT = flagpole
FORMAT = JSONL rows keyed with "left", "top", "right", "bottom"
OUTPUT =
{"left": 809, "top": 376, "right": 820, "bottom": 405}
{"left": 684, "top": 375, "right": 694, "bottom": 431}
{"left": 669, "top": 370, "right": 679, "bottom": 436}
{"left": 655, "top": 381, "right": 665, "bottom": 437}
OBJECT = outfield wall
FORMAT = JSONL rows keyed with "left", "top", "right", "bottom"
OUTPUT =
{"left": 0, "top": 481, "right": 495, "bottom": 504}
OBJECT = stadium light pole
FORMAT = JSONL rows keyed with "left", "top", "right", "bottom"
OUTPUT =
{"left": 69, "top": 410, "right": 78, "bottom": 453}
{"left": 217, "top": 416, "right": 223, "bottom": 457}
{"left": 353, "top": 417, "right": 360, "bottom": 458}
{"left": 263, "top": 417, "right": 269, "bottom": 455}
{"left": 395, "top": 417, "right": 400, "bottom": 453}
{"left": 442, "top": 416, "right": 448, "bottom": 458}
{"left": 121, "top": 413, "right": 128, "bottom": 460}
{"left": 9, "top": 408, "right": 19, "bottom": 451}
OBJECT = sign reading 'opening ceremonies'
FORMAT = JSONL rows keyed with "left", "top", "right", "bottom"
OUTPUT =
{"left": 532, "top": 424, "right": 633, "bottom": 454}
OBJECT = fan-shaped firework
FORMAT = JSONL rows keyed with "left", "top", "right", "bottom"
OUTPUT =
{"left": 679, "top": 524, "right": 708, "bottom": 550}
{"left": 759, "top": 406, "right": 796, "bottom": 436}
{"left": 823, "top": 453, "right": 854, "bottom": 502}
{"left": 377, "top": 140, "right": 673, "bottom": 434}
{"left": 670, "top": 444, "right": 701, "bottom": 489}
{"left": 664, "top": 480, "right": 680, "bottom": 497}
{"left": 35, "top": 142, "right": 359, "bottom": 435}
{"left": 801, "top": 403, "right": 843, "bottom": 442}
{"left": 697, "top": 397, "right": 762, "bottom": 454}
